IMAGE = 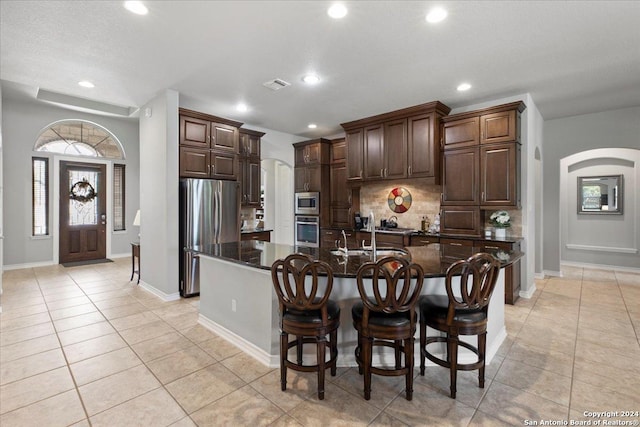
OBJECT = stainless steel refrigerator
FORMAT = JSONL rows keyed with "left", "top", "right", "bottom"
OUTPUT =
{"left": 180, "top": 178, "right": 240, "bottom": 297}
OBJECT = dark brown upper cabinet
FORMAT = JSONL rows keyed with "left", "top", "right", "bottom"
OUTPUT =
{"left": 341, "top": 101, "right": 450, "bottom": 184}
{"left": 441, "top": 101, "right": 525, "bottom": 210}
{"left": 179, "top": 108, "right": 243, "bottom": 180}
{"left": 238, "top": 128, "right": 265, "bottom": 206}
{"left": 295, "top": 139, "right": 329, "bottom": 167}
{"left": 345, "top": 128, "right": 364, "bottom": 181}
{"left": 441, "top": 147, "right": 479, "bottom": 206}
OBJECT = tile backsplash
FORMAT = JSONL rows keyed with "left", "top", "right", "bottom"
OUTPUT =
{"left": 359, "top": 179, "right": 441, "bottom": 230}
{"left": 359, "top": 178, "right": 522, "bottom": 236}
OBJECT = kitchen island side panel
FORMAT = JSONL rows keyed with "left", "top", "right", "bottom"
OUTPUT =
{"left": 199, "top": 255, "right": 279, "bottom": 357}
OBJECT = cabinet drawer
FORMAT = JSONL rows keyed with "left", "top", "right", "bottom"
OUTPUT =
{"left": 241, "top": 231, "right": 271, "bottom": 242}
{"left": 440, "top": 238, "right": 474, "bottom": 247}
{"left": 410, "top": 236, "right": 440, "bottom": 246}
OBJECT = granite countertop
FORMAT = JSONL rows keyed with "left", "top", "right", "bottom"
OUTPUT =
{"left": 191, "top": 241, "right": 523, "bottom": 279}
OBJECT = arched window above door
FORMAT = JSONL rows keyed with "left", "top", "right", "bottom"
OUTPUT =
{"left": 34, "top": 120, "right": 125, "bottom": 159}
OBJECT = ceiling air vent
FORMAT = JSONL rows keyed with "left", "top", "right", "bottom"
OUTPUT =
{"left": 262, "top": 78, "right": 291, "bottom": 91}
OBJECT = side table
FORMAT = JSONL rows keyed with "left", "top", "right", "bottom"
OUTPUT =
{"left": 131, "top": 242, "right": 140, "bottom": 284}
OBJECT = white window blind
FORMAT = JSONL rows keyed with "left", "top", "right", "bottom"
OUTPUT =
{"left": 32, "top": 157, "right": 49, "bottom": 236}
{"left": 113, "top": 164, "right": 125, "bottom": 231}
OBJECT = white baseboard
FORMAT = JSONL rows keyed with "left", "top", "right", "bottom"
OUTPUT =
{"left": 519, "top": 284, "right": 537, "bottom": 299}
{"left": 534, "top": 272, "right": 545, "bottom": 280}
{"left": 138, "top": 280, "right": 181, "bottom": 302}
{"left": 199, "top": 314, "right": 277, "bottom": 367}
{"left": 543, "top": 270, "right": 562, "bottom": 278}
{"left": 109, "top": 252, "right": 130, "bottom": 259}
{"left": 561, "top": 261, "right": 640, "bottom": 273}
{"left": 3, "top": 260, "right": 56, "bottom": 270}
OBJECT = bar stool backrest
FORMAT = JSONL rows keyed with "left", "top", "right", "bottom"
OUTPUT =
{"left": 356, "top": 256, "right": 424, "bottom": 316}
{"left": 444, "top": 252, "right": 501, "bottom": 321}
{"left": 271, "top": 253, "right": 334, "bottom": 322}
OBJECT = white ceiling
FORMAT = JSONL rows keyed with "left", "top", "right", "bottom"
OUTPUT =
{"left": 2, "top": 1, "right": 639, "bottom": 138}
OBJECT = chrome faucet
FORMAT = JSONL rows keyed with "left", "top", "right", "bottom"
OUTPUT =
{"left": 335, "top": 229, "right": 349, "bottom": 256}
{"left": 361, "top": 211, "right": 376, "bottom": 260}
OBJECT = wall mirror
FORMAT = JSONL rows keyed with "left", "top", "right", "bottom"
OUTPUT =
{"left": 578, "top": 175, "right": 623, "bottom": 214}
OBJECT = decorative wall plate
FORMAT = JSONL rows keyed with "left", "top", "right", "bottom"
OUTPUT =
{"left": 387, "top": 187, "right": 412, "bottom": 213}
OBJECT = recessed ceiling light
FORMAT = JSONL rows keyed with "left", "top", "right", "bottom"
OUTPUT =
{"left": 327, "top": 3, "right": 348, "bottom": 19}
{"left": 302, "top": 74, "right": 320, "bottom": 85}
{"left": 236, "top": 103, "right": 248, "bottom": 112}
{"left": 457, "top": 83, "right": 472, "bottom": 91}
{"left": 426, "top": 7, "right": 447, "bottom": 23}
{"left": 78, "top": 80, "right": 95, "bottom": 88}
{"left": 308, "top": 124, "right": 318, "bottom": 129}
{"left": 124, "top": 1, "right": 148, "bottom": 15}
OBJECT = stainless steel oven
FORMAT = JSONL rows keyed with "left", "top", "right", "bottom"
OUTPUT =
{"left": 295, "top": 192, "right": 320, "bottom": 215}
{"left": 294, "top": 215, "right": 320, "bottom": 247}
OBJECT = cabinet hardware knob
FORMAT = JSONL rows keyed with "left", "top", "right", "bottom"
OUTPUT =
{"left": 408, "top": 165, "right": 411, "bottom": 176}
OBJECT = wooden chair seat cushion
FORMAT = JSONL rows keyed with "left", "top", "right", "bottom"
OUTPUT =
{"left": 419, "top": 295, "right": 487, "bottom": 325}
{"left": 283, "top": 299, "right": 340, "bottom": 324}
{"left": 351, "top": 300, "right": 413, "bottom": 328}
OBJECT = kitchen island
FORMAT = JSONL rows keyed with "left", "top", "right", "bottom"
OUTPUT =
{"left": 194, "top": 241, "right": 522, "bottom": 368}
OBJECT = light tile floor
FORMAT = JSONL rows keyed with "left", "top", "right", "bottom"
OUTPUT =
{"left": 1, "top": 260, "right": 639, "bottom": 426}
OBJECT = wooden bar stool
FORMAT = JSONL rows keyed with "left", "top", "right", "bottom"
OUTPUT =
{"left": 352, "top": 256, "right": 424, "bottom": 401}
{"left": 271, "top": 253, "right": 340, "bottom": 400}
{"left": 419, "top": 252, "right": 500, "bottom": 398}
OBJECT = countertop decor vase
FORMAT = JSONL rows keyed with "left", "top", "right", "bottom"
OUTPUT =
{"left": 494, "top": 228, "right": 506, "bottom": 238}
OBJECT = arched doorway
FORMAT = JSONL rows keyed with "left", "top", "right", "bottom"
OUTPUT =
{"left": 34, "top": 120, "right": 126, "bottom": 263}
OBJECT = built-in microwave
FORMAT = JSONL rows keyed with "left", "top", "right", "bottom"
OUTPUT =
{"left": 294, "top": 215, "right": 320, "bottom": 247}
{"left": 295, "top": 192, "right": 320, "bottom": 215}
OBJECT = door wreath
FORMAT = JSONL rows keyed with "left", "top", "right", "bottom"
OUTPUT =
{"left": 69, "top": 178, "right": 97, "bottom": 203}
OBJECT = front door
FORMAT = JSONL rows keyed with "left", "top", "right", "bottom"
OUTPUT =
{"left": 59, "top": 161, "right": 107, "bottom": 263}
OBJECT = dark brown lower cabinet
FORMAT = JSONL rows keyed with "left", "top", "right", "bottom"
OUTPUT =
{"left": 476, "top": 240, "right": 521, "bottom": 304}
{"left": 321, "top": 229, "right": 356, "bottom": 248}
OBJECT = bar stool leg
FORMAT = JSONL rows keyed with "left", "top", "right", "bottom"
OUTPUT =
{"left": 405, "top": 336, "right": 414, "bottom": 401}
{"left": 330, "top": 329, "right": 338, "bottom": 376}
{"left": 280, "top": 331, "right": 288, "bottom": 391}
{"left": 419, "top": 321, "right": 426, "bottom": 375}
{"left": 395, "top": 340, "right": 402, "bottom": 370}
{"left": 478, "top": 332, "right": 487, "bottom": 388}
{"left": 448, "top": 334, "right": 458, "bottom": 399}
{"left": 296, "top": 336, "right": 303, "bottom": 365}
{"left": 317, "top": 335, "right": 326, "bottom": 400}
{"left": 363, "top": 336, "right": 373, "bottom": 400}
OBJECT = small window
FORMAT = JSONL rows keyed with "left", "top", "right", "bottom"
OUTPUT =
{"left": 113, "top": 164, "right": 126, "bottom": 231}
{"left": 32, "top": 157, "right": 49, "bottom": 236}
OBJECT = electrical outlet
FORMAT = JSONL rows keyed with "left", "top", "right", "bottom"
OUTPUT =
{"left": 231, "top": 299, "right": 237, "bottom": 312}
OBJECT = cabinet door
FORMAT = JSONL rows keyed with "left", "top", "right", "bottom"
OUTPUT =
{"left": 294, "top": 167, "right": 308, "bottom": 192}
{"left": 306, "top": 164, "right": 322, "bottom": 192}
{"left": 363, "top": 124, "right": 384, "bottom": 180}
{"left": 240, "top": 158, "right": 248, "bottom": 205}
{"left": 443, "top": 117, "right": 478, "bottom": 149}
{"left": 480, "top": 143, "right": 518, "bottom": 207}
{"left": 294, "top": 145, "right": 307, "bottom": 167}
{"left": 180, "top": 116, "right": 210, "bottom": 148}
{"left": 330, "top": 163, "right": 348, "bottom": 206}
{"left": 440, "top": 206, "right": 482, "bottom": 236}
{"left": 480, "top": 110, "right": 517, "bottom": 144}
{"left": 247, "top": 160, "right": 261, "bottom": 206}
{"left": 346, "top": 128, "right": 364, "bottom": 181}
{"left": 179, "top": 147, "right": 210, "bottom": 178}
{"left": 407, "top": 113, "right": 436, "bottom": 178}
{"left": 321, "top": 229, "right": 339, "bottom": 248}
{"left": 383, "top": 118, "right": 407, "bottom": 179}
{"left": 306, "top": 143, "right": 321, "bottom": 164}
{"left": 331, "top": 139, "right": 346, "bottom": 164}
{"left": 246, "top": 134, "right": 261, "bottom": 157}
{"left": 211, "top": 122, "right": 238, "bottom": 152}
{"left": 210, "top": 151, "right": 238, "bottom": 180}
{"left": 442, "top": 147, "right": 479, "bottom": 205}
